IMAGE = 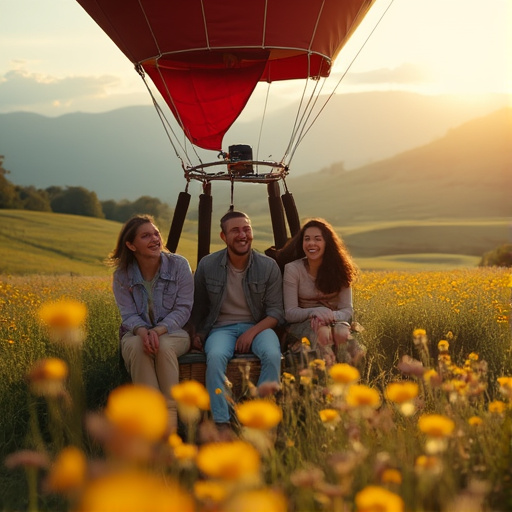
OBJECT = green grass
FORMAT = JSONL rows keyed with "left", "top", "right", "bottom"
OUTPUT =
{"left": 0, "top": 210, "right": 507, "bottom": 275}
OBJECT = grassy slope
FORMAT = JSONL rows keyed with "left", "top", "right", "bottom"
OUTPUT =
{"left": 2, "top": 109, "right": 510, "bottom": 275}
{"left": 0, "top": 210, "right": 507, "bottom": 274}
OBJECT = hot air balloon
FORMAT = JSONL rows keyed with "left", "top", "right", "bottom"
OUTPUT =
{"left": 76, "top": 0, "right": 377, "bottom": 264}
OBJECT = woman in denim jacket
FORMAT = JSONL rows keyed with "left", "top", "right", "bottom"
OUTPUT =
{"left": 109, "top": 214, "right": 193, "bottom": 433}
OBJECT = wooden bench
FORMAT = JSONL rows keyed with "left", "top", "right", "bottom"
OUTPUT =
{"left": 178, "top": 352, "right": 262, "bottom": 397}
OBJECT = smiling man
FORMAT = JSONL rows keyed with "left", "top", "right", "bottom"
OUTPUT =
{"left": 191, "top": 210, "right": 284, "bottom": 429}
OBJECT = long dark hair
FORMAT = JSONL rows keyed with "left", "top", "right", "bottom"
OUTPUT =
{"left": 107, "top": 214, "right": 162, "bottom": 271}
{"left": 277, "top": 218, "right": 357, "bottom": 294}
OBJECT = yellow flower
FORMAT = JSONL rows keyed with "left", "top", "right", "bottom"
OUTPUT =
{"left": 300, "top": 375, "right": 312, "bottom": 386}
{"left": 319, "top": 408, "right": 341, "bottom": 425}
{"left": 236, "top": 399, "right": 282, "bottom": 430}
{"left": 38, "top": 300, "right": 87, "bottom": 345}
{"left": 105, "top": 384, "right": 168, "bottom": 442}
{"left": 412, "top": 328, "right": 428, "bottom": 347}
{"left": 497, "top": 377, "right": 512, "bottom": 399}
{"left": 215, "top": 388, "right": 223, "bottom": 395}
{"left": 355, "top": 485, "right": 404, "bottom": 512}
{"left": 437, "top": 340, "right": 449, "bottom": 352}
{"left": 76, "top": 470, "right": 194, "bottom": 512}
{"left": 418, "top": 414, "right": 455, "bottom": 438}
{"left": 415, "top": 455, "right": 442, "bottom": 475}
{"left": 27, "top": 358, "right": 68, "bottom": 396}
{"left": 329, "top": 363, "right": 360, "bottom": 384}
{"left": 173, "top": 442, "right": 198, "bottom": 462}
{"left": 468, "top": 352, "right": 479, "bottom": 361}
{"left": 167, "top": 433, "right": 183, "bottom": 448}
{"left": 282, "top": 372, "right": 296, "bottom": 384}
{"left": 423, "top": 369, "right": 440, "bottom": 385}
{"left": 47, "top": 446, "right": 87, "bottom": 493}
{"left": 39, "top": 299, "right": 87, "bottom": 328}
{"left": 196, "top": 441, "right": 261, "bottom": 482}
{"left": 488, "top": 400, "right": 506, "bottom": 414}
{"left": 381, "top": 468, "right": 402, "bottom": 485}
{"left": 223, "top": 488, "right": 287, "bottom": 512}
{"left": 310, "top": 358, "right": 326, "bottom": 371}
{"left": 301, "top": 337, "right": 311, "bottom": 346}
{"left": 346, "top": 384, "right": 381, "bottom": 409}
{"left": 385, "top": 382, "right": 419, "bottom": 403}
{"left": 171, "top": 380, "right": 210, "bottom": 409}
{"left": 171, "top": 380, "right": 210, "bottom": 423}
{"left": 468, "top": 416, "right": 483, "bottom": 426}
{"left": 194, "top": 480, "right": 229, "bottom": 503}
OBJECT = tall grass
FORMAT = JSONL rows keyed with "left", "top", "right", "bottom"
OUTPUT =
{"left": 1, "top": 268, "right": 511, "bottom": 511}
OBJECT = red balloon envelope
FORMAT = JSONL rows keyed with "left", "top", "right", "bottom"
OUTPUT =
{"left": 77, "top": 0, "right": 375, "bottom": 151}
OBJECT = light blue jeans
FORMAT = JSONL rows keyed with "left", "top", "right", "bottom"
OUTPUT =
{"left": 204, "top": 323, "right": 281, "bottom": 423}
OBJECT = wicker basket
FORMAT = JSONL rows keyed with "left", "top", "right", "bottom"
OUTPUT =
{"left": 178, "top": 352, "right": 261, "bottom": 397}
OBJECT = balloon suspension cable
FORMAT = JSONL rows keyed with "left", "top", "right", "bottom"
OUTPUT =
{"left": 281, "top": 54, "right": 325, "bottom": 166}
{"left": 136, "top": 65, "right": 191, "bottom": 168}
{"left": 282, "top": 176, "right": 290, "bottom": 194}
{"left": 280, "top": 0, "right": 325, "bottom": 166}
{"left": 255, "top": 82, "right": 271, "bottom": 173}
{"left": 284, "top": 65, "right": 326, "bottom": 166}
{"left": 287, "top": 0, "right": 396, "bottom": 167}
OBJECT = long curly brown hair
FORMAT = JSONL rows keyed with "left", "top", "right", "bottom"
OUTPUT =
{"left": 277, "top": 218, "right": 357, "bottom": 294}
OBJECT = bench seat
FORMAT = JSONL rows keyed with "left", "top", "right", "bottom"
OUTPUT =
{"left": 178, "top": 352, "right": 262, "bottom": 397}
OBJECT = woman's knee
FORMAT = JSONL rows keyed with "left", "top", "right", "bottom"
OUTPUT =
{"left": 158, "top": 332, "right": 190, "bottom": 357}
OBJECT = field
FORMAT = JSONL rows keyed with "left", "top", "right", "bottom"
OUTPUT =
{"left": 0, "top": 210, "right": 508, "bottom": 274}
{"left": 1, "top": 267, "right": 511, "bottom": 511}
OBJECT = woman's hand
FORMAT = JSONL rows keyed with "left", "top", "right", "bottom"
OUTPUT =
{"left": 310, "top": 307, "right": 334, "bottom": 325}
{"left": 135, "top": 327, "right": 160, "bottom": 355}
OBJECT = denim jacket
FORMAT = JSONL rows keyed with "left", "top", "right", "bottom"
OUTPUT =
{"left": 113, "top": 252, "right": 194, "bottom": 335}
{"left": 191, "top": 248, "right": 284, "bottom": 337}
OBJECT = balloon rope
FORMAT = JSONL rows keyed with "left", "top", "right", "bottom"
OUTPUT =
{"left": 287, "top": 0, "right": 396, "bottom": 167}
{"left": 137, "top": 66, "right": 192, "bottom": 168}
{"left": 137, "top": 0, "right": 162, "bottom": 55}
{"left": 200, "top": 0, "right": 211, "bottom": 49}
{"left": 308, "top": 0, "right": 326, "bottom": 52}
{"left": 280, "top": 0, "right": 325, "bottom": 164}
{"left": 255, "top": 82, "right": 271, "bottom": 173}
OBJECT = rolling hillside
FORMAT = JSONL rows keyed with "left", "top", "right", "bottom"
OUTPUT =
{"left": 0, "top": 210, "right": 508, "bottom": 275}
{"left": 1, "top": 108, "right": 510, "bottom": 274}
{"left": 242, "top": 108, "right": 512, "bottom": 223}
{"left": 1, "top": 91, "right": 509, "bottom": 203}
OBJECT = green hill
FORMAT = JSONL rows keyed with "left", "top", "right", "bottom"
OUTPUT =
{"left": 0, "top": 210, "right": 508, "bottom": 275}
{"left": 1, "top": 109, "right": 510, "bottom": 275}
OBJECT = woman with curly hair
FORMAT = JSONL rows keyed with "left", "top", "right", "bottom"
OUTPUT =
{"left": 280, "top": 218, "right": 364, "bottom": 367}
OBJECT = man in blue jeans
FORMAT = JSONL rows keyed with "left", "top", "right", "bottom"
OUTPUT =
{"left": 191, "top": 210, "right": 284, "bottom": 429}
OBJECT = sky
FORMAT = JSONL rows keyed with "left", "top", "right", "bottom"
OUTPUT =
{"left": 1, "top": 0, "right": 511, "bottom": 119}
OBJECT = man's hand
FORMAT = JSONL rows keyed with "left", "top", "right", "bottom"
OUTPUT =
{"left": 235, "top": 329, "right": 255, "bottom": 353}
{"left": 191, "top": 334, "right": 204, "bottom": 352}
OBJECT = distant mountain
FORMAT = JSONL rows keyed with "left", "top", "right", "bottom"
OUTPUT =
{"left": 0, "top": 91, "right": 509, "bottom": 204}
{"left": 276, "top": 107, "right": 512, "bottom": 223}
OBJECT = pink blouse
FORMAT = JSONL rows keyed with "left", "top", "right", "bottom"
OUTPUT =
{"left": 283, "top": 258, "right": 353, "bottom": 324}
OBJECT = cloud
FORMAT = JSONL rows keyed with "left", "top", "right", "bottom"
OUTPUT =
{"left": 341, "top": 63, "right": 431, "bottom": 86}
{"left": 0, "top": 68, "right": 120, "bottom": 110}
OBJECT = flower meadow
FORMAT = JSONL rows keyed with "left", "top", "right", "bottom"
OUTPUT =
{"left": 1, "top": 268, "right": 511, "bottom": 511}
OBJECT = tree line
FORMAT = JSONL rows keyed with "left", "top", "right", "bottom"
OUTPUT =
{"left": 0, "top": 155, "right": 172, "bottom": 224}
